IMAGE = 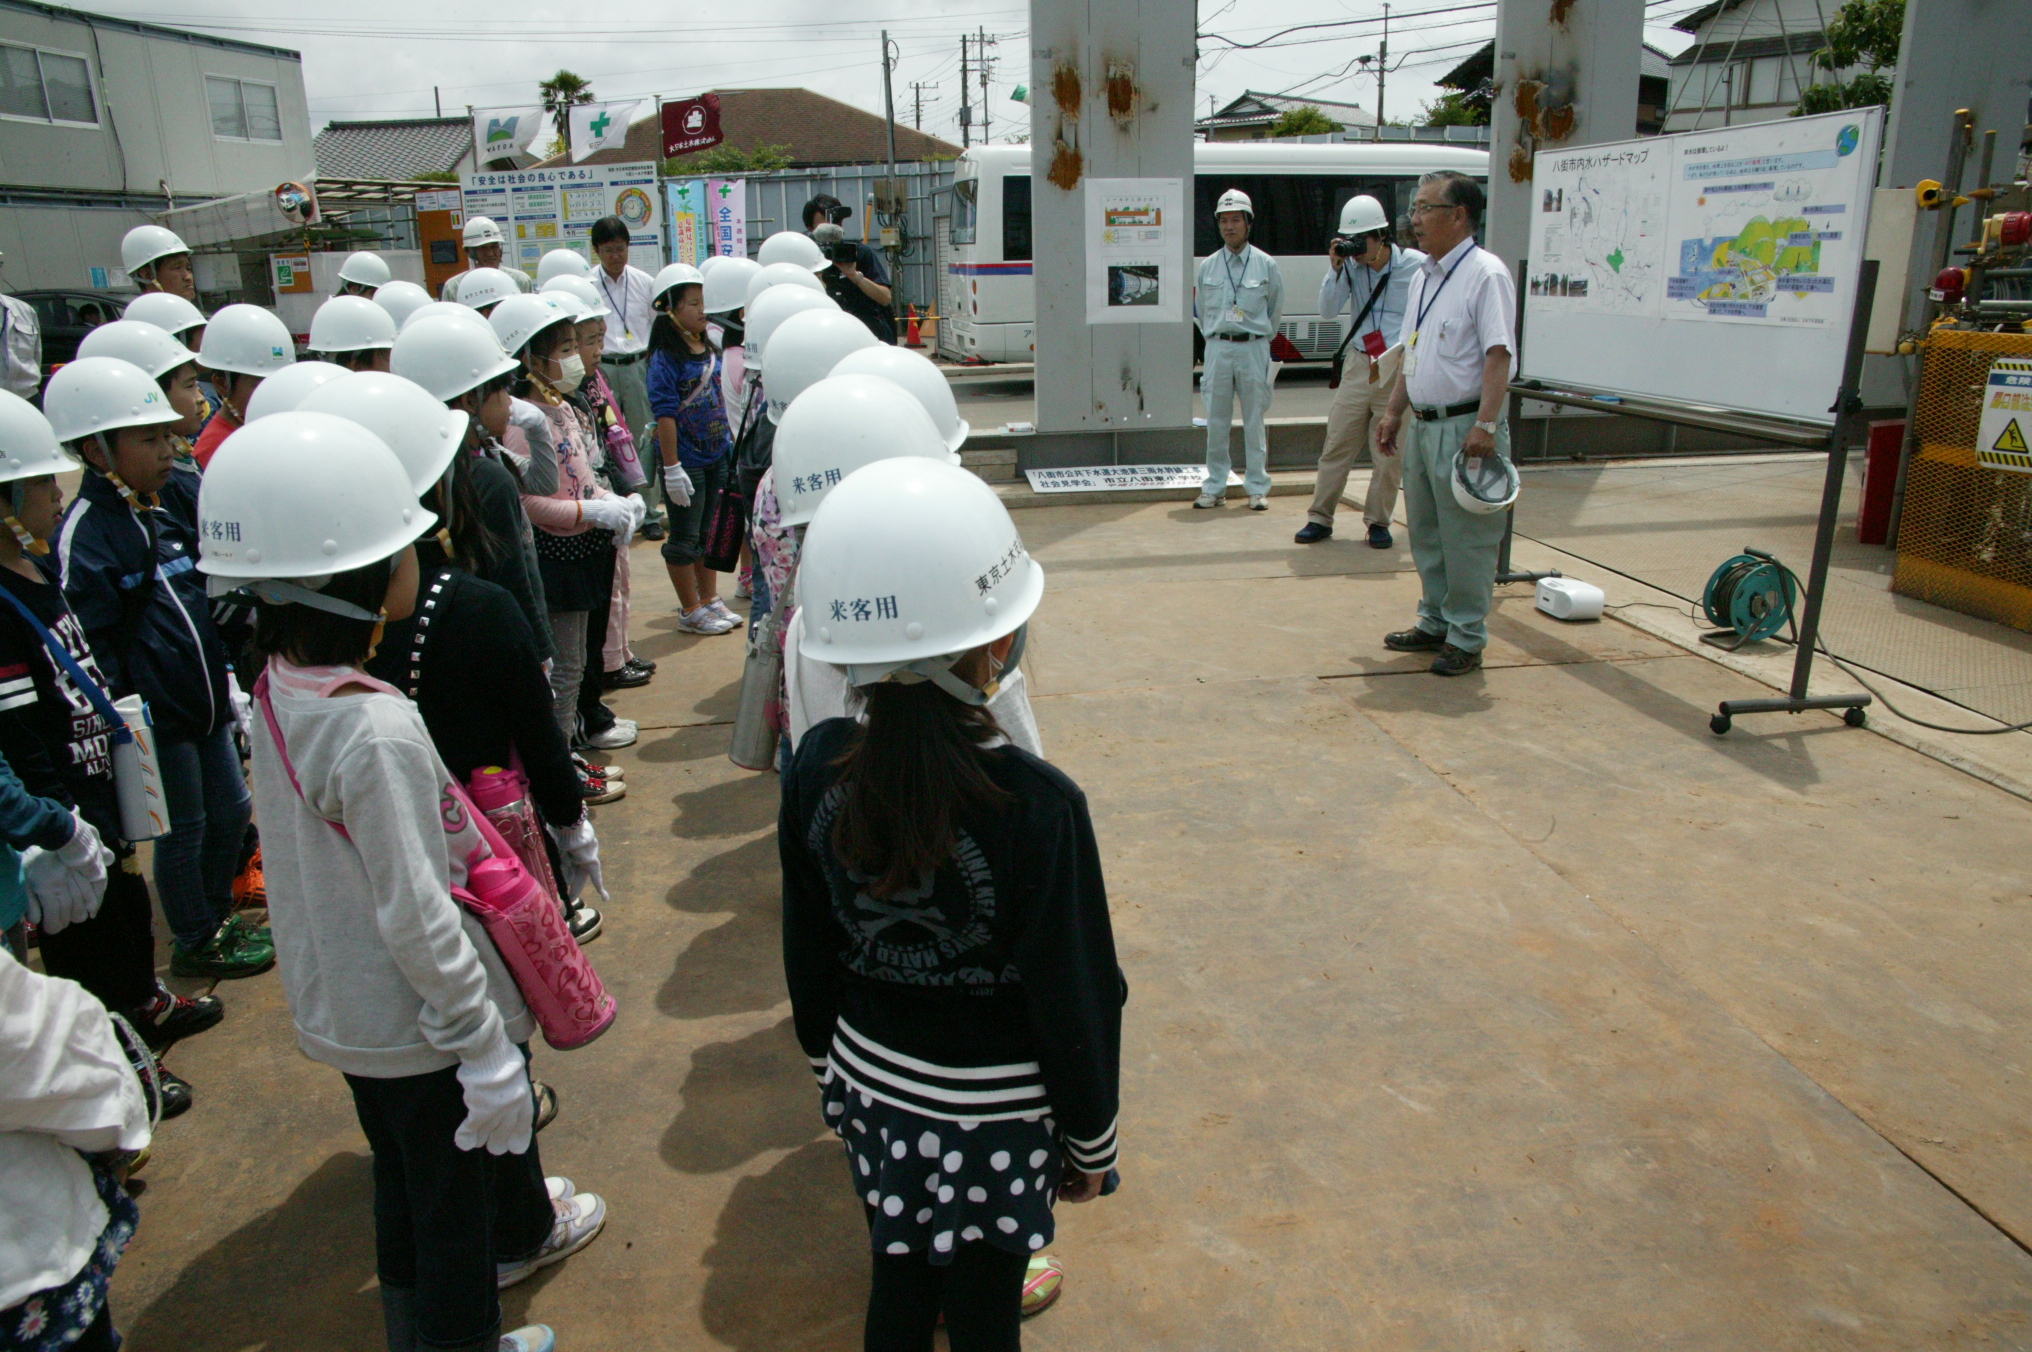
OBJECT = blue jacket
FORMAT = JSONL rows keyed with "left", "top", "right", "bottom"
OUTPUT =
{"left": 56, "top": 471, "right": 232, "bottom": 743}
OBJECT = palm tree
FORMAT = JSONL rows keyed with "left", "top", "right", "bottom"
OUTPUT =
{"left": 539, "top": 70, "right": 595, "bottom": 149}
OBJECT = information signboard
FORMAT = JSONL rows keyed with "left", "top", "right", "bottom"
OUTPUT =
{"left": 460, "top": 162, "right": 664, "bottom": 276}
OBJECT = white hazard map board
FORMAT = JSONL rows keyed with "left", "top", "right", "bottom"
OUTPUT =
{"left": 1978, "top": 359, "right": 2032, "bottom": 475}
{"left": 1026, "top": 465, "right": 1240, "bottom": 492}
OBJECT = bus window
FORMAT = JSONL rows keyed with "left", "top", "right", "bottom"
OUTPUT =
{"left": 1194, "top": 175, "right": 1434, "bottom": 256}
{"left": 1003, "top": 175, "right": 1031, "bottom": 262}
{"left": 952, "top": 179, "right": 978, "bottom": 246}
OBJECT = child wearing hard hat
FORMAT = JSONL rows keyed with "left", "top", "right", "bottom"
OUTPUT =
{"left": 781, "top": 457, "right": 1120, "bottom": 1344}
{"left": 199, "top": 413, "right": 602, "bottom": 1352}
{"left": 646, "top": 265, "right": 743, "bottom": 636}
{"left": 306, "top": 294, "right": 397, "bottom": 373}
{"left": 191, "top": 304, "right": 296, "bottom": 470}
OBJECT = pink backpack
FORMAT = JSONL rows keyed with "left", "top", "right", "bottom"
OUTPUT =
{"left": 255, "top": 668, "right": 616, "bottom": 1051}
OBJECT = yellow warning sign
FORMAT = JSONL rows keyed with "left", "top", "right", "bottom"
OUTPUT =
{"left": 1993, "top": 418, "right": 2029, "bottom": 454}
{"left": 1977, "top": 360, "right": 2032, "bottom": 474}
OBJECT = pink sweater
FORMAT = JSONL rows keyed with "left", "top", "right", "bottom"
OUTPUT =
{"left": 515, "top": 390, "right": 613, "bottom": 535}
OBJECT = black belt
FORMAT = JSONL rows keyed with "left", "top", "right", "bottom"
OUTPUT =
{"left": 1412, "top": 399, "right": 1481, "bottom": 421}
{"left": 602, "top": 352, "right": 644, "bottom": 366}
{"left": 1209, "top": 332, "right": 1264, "bottom": 342}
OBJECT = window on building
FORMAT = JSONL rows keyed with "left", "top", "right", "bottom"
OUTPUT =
{"left": 207, "top": 76, "right": 282, "bottom": 142}
{"left": 0, "top": 43, "right": 98, "bottom": 125}
{"left": 1003, "top": 175, "right": 1031, "bottom": 262}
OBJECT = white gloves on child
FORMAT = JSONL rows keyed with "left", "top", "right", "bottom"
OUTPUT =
{"left": 579, "top": 496, "right": 635, "bottom": 535}
{"left": 23, "top": 810, "right": 113, "bottom": 935}
{"left": 552, "top": 815, "right": 607, "bottom": 903}
{"left": 621, "top": 493, "right": 647, "bottom": 537}
{"left": 454, "top": 1035, "right": 533, "bottom": 1156}
{"left": 228, "top": 683, "right": 255, "bottom": 739}
{"left": 663, "top": 463, "right": 695, "bottom": 508}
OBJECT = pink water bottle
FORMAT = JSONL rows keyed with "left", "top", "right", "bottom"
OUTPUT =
{"left": 466, "top": 765, "right": 565, "bottom": 910}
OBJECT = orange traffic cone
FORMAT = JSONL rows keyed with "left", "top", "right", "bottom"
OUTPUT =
{"left": 905, "top": 305, "right": 923, "bottom": 348}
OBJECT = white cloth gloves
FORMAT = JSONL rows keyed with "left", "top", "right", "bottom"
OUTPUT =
{"left": 663, "top": 463, "right": 694, "bottom": 508}
{"left": 552, "top": 815, "right": 606, "bottom": 904}
{"left": 228, "top": 683, "right": 255, "bottom": 739}
{"left": 621, "top": 493, "right": 647, "bottom": 537}
{"left": 22, "top": 810, "right": 112, "bottom": 935}
{"left": 454, "top": 1035, "right": 533, "bottom": 1155}
{"left": 579, "top": 496, "right": 635, "bottom": 535}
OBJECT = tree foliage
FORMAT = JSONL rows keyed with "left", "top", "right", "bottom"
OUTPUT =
{"left": 539, "top": 70, "right": 595, "bottom": 147}
{"left": 1420, "top": 88, "right": 1490, "bottom": 127}
{"left": 1792, "top": 0, "right": 1902, "bottom": 116}
{"left": 663, "top": 143, "right": 793, "bottom": 175}
{"left": 1269, "top": 105, "right": 1342, "bottom": 137}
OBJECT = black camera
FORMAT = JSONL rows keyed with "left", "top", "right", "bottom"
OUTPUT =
{"left": 812, "top": 223, "right": 860, "bottom": 267}
{"left": 1330, "top": 234, "right": 1362, "bottom": 260}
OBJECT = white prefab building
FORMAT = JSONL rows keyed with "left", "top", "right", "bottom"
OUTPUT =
{"left": 1662, "top": 0, "right": 1883, "bottom": 133}
{"left": 0, "top": 0, "right": 313, "bottom": 292}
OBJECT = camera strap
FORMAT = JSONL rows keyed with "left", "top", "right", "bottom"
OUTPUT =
{"left": 1328, "top": 262, "right": 1392, "bottom": 390}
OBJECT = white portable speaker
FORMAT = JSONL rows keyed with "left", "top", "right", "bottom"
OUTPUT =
{"left": 1535, "top": 577, "right": 1605, "bottom": 622}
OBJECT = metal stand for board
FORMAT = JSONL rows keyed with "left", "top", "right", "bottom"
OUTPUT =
{"left": 1496, "top": 509, "right": 1559, "bottom": 587}
{"left": 1498, "top": 266, "right": 1560, "bottom": 589}
{"left": 1507, "top": 260, "right": 1881, "bottom": 737}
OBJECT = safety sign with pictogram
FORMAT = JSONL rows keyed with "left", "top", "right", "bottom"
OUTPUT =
{"left": 1977, "top": 359, "right": 2032, "bottom": 474}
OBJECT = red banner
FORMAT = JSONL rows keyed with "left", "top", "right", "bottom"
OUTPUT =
{"left": 661, "top": 95, "right": 724, "bottom": 157}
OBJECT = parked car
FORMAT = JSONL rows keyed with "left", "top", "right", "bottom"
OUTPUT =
{"left": 18, "top": 290, "right": 127, "bottom": 371}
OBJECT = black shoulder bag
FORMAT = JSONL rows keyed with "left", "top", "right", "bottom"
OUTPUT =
{"left": 1327, "top": 266, "right": 1392, "bottom": 391}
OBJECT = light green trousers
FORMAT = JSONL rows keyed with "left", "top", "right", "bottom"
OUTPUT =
{"left": 1398, "top": 410, "right": 1512, "bottom": 653}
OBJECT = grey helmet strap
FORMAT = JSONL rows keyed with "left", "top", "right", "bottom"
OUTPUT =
{"left": 238, "top": 578, "right": 384, "bottom": 622}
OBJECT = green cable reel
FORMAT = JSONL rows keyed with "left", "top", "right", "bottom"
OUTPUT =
{"left": 1701, "top": 549, "right": 1797, "bottom": 648}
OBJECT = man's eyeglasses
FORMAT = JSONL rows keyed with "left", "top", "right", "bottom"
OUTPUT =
{"left": 1409, "top": 201, "right": 1460, "bottom": 217}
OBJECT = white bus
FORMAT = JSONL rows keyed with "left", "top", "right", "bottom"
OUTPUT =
{"left": 940, "top": 141, "right": 1490, "bottom": 363}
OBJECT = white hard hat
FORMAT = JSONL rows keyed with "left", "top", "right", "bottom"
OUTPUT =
{"left": 121, "top": 224, "right": 191, "bottom": 276}
{"left": 456, "top": 268, "right": 520, "bottom": 312}
{"left": 198, "top": 303, "right": 295, "bottom": 378}
{"left": 773, "top": 374, "right": 952, "bottom": 528}
{"left": 797, "top": 456, "right": 1044, "bottom": 684}
{"left": 744, "top": 262, "right": 825, "bottom": 311}
{"left": 541, "top": 274, "right": 611, "bottom": 320}
{"left": 308, "top": 295, "right": 398, "bottom": 354}
{"left": 122, "top": 291, "right": 205, "bottom": 339}
{"left": 372, "top": 280, "right": 433, "bottom": 330}
{"left": 0, "top": 391, "right": 82, "bottom": 484}
{"left": 41, "top": 356, "right": 182, "bottom": 445}
{"left": 535, "top": 249, "right": 590, "bottom": 286}
{"left": 745, "top": 286, "right": 840, "bottom": 372}
{"left": 78, "top": 320, "right": 196, "bottom": 380}
{"left": 243, "top": 361, "right": 349, "bottom": 422}
{"left": 490, "top": 293, "right": 576, "bottom": 358}
{"left": 1451, "top": 446, "right": 1520, "bottom": 515}
{"left": 830, "top": 346, "right": 970, "bottom": 453}
{"left": 391, "top": 313, "right": 519, "bottom": 402}
{"left": 1215, "top": 188, "right": 1253, "bottom": 217}
{"left": 762, "top": 310, "right": 878, "bottom": 424}
{"left": 337, "top": 251, "right": 393, "bottom": 289}
{"left": 651, "top": 263, "right": 705, "bottom": 310}
{"left": 698, "top": 255, "right": 725, "bottom": 279}
{"left": 462, "top": 216, "right": 505, "bottom": 249}
{"left": 758, "top": 229, "right": 831, "bottom": 273}
{"left": 196, "top": 412, "right": 436, "bottom": 588}
{"left": 1337, "top": 195, "right": 1389, "bottom": 235}
{"left": 400, "top": 300, "right": 495, "bottom": 335}
{"left": 702, "top": 256, "right": 762, "bottom": 315}
{"left": 298, "top": 372, "right": 468, "bottom": 496}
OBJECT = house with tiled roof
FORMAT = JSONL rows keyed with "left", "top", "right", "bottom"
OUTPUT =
{"left": 313, "top": 117, "right": 479, "bottom": 181}
{"left": 533, "top": 88, "right": 961, "bottom": 169}
{"left": 1196, "top": 92, "right": 1377, "bottom": 141}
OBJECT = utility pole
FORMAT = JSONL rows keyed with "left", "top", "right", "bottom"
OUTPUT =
{"left": 1376, "top": 2, "right": 1389, "bottom": 128}
{"left": 910, "top": 81, "right": 938, "bottom": 130}
{"left": 881, "top": 30, "right": 898, "bottom": 174}
{"left": 959, "top": 34, "right": 971, "bottom": 149}
{"left": 978, "top": 27, "right": 995, "bottom": 145}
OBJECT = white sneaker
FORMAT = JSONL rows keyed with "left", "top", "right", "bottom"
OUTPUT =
{"left": 1193, "top": 492, "right": 1224, "bottom": 509}
{"left": 501, "top": 1326, "right": 556, "bottom": 1352}
{"left": 1248, "top": 495, "right": 1269, "bottom": 511}
{"left": 734, "top": 573, "right": 753, "bottom": 599}
{"left": 708, "top": 598, "right": 745, "bottom": 628}
{"left": 582, "top": 718, "right": 638, "bottom": 750}
{"left": 545, "top": 1176, "right": 576, "bottom": 1203}
{"left": 677, "top": 604, "right": 736, "bottom": 635}
{"left": 498, "top": 1192, "right": 607, "bottom": 1289}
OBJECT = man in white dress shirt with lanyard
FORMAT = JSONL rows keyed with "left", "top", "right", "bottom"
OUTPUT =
{"left": 591, "top": 214, "right": 665, "bottom": 538}
{"left": 1373, "top": 170, "right": 1516, "bottom": 677}
{"left": 1194, "top": 188, "right": 1284, "bottom": 511}
{"left": 1299, "top": 194, "right": 1425, "bottom": 548}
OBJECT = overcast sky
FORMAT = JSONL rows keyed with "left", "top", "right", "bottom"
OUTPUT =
{"left": 99, "top": 0, "right": 1703, "bottom": 150}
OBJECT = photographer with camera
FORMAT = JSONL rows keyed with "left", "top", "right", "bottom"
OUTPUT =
{"left": 803, "top": 194, "right": 896, "bottom": 344}
{"left": 1297, "top": 195, "right": 1425, "bottom": 548}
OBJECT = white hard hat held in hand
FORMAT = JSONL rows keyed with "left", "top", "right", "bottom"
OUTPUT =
{"left": 120, "top": 224, "right": 190, "bottom": 276}
{"left": 308, "top": 295, "right": 398, "bottom": 356}
{"left": 298, "top": 372, "right": 468, "bottom": 495}
{"left": 199, "top": 304, "right": 296, "bottom": 379}
{"left": 830, "top": 346, "right": 970, "bottom": 453}
{"left": 391, "top": 313, "right": 518, "bottom": 402}
{"left": 196, "top": 411, "right": 435, "bottom": 593}
{"left": 1451, "top": 445, "right": 1520, "bottom": 515}
{"left": 243, "top": 362, "right": 348, "bottom": 422}
{"left": 78, "top": 320, "right": 196, "bottom": 380}
{"left": 772, "top": 374, "right": 953, "bottom": 528}
{"left": 42, "top": 357, "right": 182, "bottom": 445}
{"left": 762, "top": 310, "right": 878, "bottom": 424}
{"left": 797, "top": 457, "right": 1045, "bottom": 702}
{"left": 758, "top": 229, "right": 831, "bottom": 273}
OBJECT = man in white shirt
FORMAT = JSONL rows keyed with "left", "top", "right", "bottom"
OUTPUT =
{"left": 1194, "top": 188, "right": 1284, "bottom": 511}
{"left": 590, "top": 215, "right": 664, "bottom": 537}
{"left": 0, "top": 292, "right": 39, "bottom": 398}
{"left": 1300, "top": 195, "right": 1425, "bottom": 548}
{"left": 1373, "top": 171, "right": 1517, "bottom": 677}
{"left": 437, "top": 216, "right": 531, "bottom": 300}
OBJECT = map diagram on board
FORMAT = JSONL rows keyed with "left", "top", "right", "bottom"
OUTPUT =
{"left": 1526, "top": 147, "right": 1667, "bottom": 316}
{"left": 1664, "top": 119, "right": 1866, "bottom": 325}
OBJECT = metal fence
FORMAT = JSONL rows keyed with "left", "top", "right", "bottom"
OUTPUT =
{"left": 737, "top": 163, "right": 958, "bottom": 316}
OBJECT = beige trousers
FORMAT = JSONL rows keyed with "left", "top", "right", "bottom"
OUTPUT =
{"left": 1307, "top": 347, "right": 1404, "bottom": 528}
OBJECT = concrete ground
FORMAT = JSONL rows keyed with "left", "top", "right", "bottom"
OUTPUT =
{"left": 107, "top": 494, "right": 2032, "bottom": 1350}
